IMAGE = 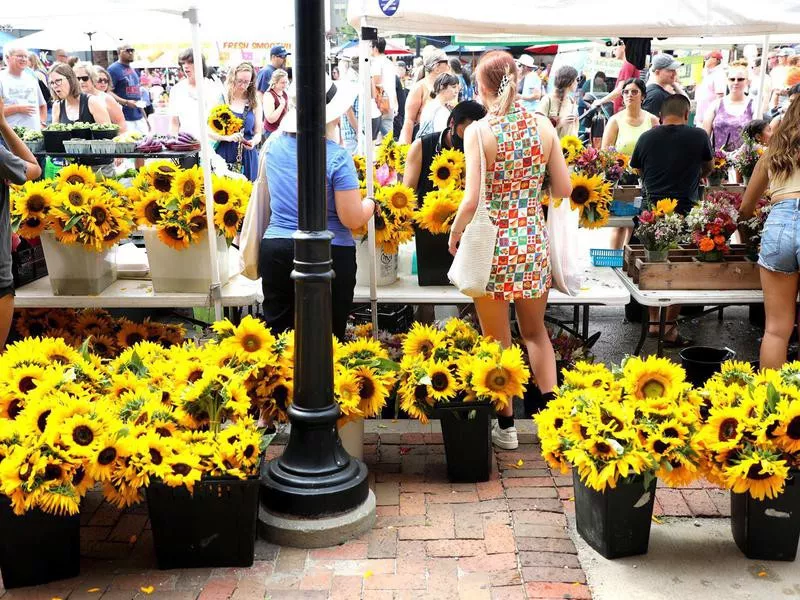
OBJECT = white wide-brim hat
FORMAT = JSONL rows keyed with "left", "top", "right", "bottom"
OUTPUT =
{"left": 280, "top": 75, "right": 357, "bottom": 133}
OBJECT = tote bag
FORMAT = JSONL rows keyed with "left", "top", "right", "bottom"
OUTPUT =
{"left": 238, "top": 142, "right": 271, "bottom": 280}
{"left": 447, "top": 125, "right": 499, "bottom": 297}
{"left": 546, "top": 196, "right": 581, "bottom": 296}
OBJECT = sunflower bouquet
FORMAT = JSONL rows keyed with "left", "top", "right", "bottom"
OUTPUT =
{"left": 353, "top": 182, "right": 416, "bottom": 255}
{"left": 635, "top": 198, "right": 684, "bottom": 252}
{"left": 415, "top": 148, "right": 466, "bottom": 234}
{"left": 11, "top": 166, "right": 136, "bottom": 251}
{"left": 710, "top": 149, "right": 728, "bottom": 183}
{"left": 536, "top": 356, "right": 703, "bottom": 492}
{"left": 375, "top": 133, "right": 409, "bottom": 177}
{"left": 560, "top": 135, "right": 584, "bottom": 165}
{"left": 397, "top": 320, "right": 528, "bottom": 424}
{"left": 597, "top": 147, "right": 630, "bottom": 184}
{"left": 132, "top": 162, "right": 251, "bottom": 249}
{"left": 207, "top": 105, "right": 244, "bottom": 137}
{"left": 685, "top": 192, "right": 739, "bottom": 258}
{"left": 569, "top": 171, "right": 612, "bottom": 229}
{"left": 13, "top": 308, "right": 186, "bottom": 359}
{"left": 697, "top": 361, "right": 800, "bottom": 500}
{"left": 334, "top": 335, "right": 399, "bottom": 425}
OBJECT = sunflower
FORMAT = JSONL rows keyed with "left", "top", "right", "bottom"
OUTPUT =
{"left": 560, "top": 135, "right": 584, "bottom": 163}
{"left": 211, "top": 175, "right": 239, "bottom": 208}
{"left": 15, "top": 396, "right": 53, "bottom": 435}
{"left": 568, "top": 172, "right": 605, "bottom": 215}
{"left": 145, "top": 161, "right": 180, "bottom": 193}
{"left": 171, "top": 166, "right": 204, "bottom": 201}
{"left": 621, "top": 355, "right": 685, "bottom": 401}
{"left": 85, "top": 192, "right": 116, "bottom": 238}
{"left": 335, "top": 369, "right": 363, "bottom": 419}
{"left": 427, "top": 360, "right": 459, "bottom": 401}
{"left": 223, "top": 315, "right": 276, "bottom": 358}
{"left": 469, "top": 346, "right": 530, "bottom": 408}
{"left": 11, "top": 181, "right": 54, "bottom": 238}
{"left": 403, "top": 323, "right": 445, "bottom": 360}
{"left": 352, "top": 365, "right": 388, "bottom": 418}
{"left": 701, "top": 406, "right": 746, "bottom": 452}
{"left": 116, "top": 320, "right": 150, "bottom": 349}
{"left": 186, "top": 208, "right": 208, "bottom": 234}
{"left": 416, "top": 189, "right": 462, "bottom": 234}
{"left": 725, "top": 453, "right": 789, "bottom": 500}
{"left": 57, "top": 164, "right": 96, "bottom": 187}
{"left": 378, "top": 183, "right": 417, "bottom": 219}
{"left": 162, "top": 451, "right": 203, "bottom": 490}
{"left": 399, "top": 381, "right": 435, "bottom": 424}
{"left": 88, "top": 335, "right": 118, "bottom": 359}
{"left": 57, "top": 414, "right": 104, "bottom": 456}
{"left": 157, "top": 224, "right": 191, "bottom": 250}
{"left": 336, "top": 337, "right": 389, "bottom": 363}
{"left": 429, "top": 154, "right": 462, "bottom": 190}
{"left": 585, "top": 436, "right": 619, "bottom": 460}
{"left": 214, "top": 204, "right": 244, "bottom": 239}
{"left": 134, "top": 192, "right": 165, "bottom": 226}
{"left": 657, "top": 453, "right": 700, "bottom": 488}
{"left": 88, "top": 437, "right": 130, "bottom": 481}
{"left": 774, "top": 402, "right": 800, "bottom": 453}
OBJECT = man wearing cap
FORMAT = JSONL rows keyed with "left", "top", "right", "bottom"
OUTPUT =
{"left": 642, "top": 53, "right": 685, "bottom": 118}
{"left": 107, "top": 43, "right": 148, "bottom": 133}
{"left": 256, "top": 45, "right": 290, "bottom": 110}
{"left": 516, "top": 55, "right": 542, "bottom": 112}
{"left": 770, "top": 47, "right": 795, "bottom": 92}
{"left": 695, "top": 50, "right": 726, "bottom": 125}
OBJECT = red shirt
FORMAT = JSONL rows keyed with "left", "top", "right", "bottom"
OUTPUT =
{"left": 613, "top": 61, "right": 640, "bottom": 114}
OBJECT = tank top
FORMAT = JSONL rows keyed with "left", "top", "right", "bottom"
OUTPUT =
{"left": 615, "top": 113, "right": 653, "bottom": 155}
{"left": 769, "top": 168, "right": 800, "bottom": 199}
{"left": 711, "top": 97, "right": 754, "bottom": 152}
{"left": 264, "top": 89, "right": 288, "bottom": 133}
{"left": 58, "top": 93, "right": 94, "bottom": 124}
{"left": 416, "top": 129, "right": 447, "bottom": 200}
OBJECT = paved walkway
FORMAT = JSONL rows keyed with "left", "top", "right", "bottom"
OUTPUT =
{"left": 0, "top": 420, "right": 727, "bottom": 600}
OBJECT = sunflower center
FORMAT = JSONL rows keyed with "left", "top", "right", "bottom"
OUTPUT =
{"left": 554, "top": 418, "right": 563, "bottom": 429}
{"left": 391, "top": 192, "right": 408, "bottom": 208}
{"left": 595, "top": 441, "right": 611, "bottom": 455}
{"left": 436, "top": 166, "right": 451, "bottom": 180}
{"left": 747, "top": 463, "right": 772, "bottom": 480}
{"left": 145, "top": 201, "right": 162, "bottom": 223}
{"left": 419, "top": 341, "right": 434, "bottom": 359}
{"left": 241, "top": 333, "right": 261, "bottom": 352}
{"left": 190, "top": 215, "right": 207, "bottom": 232}
{"left": 183, "top": 180, "right": 197, "bottom": 197}
{"left": 44, "top": 463, "right": 63, "bottom": 480}
{"left": 663, "top": 427, "right": 679, "bottom": 438}
{"left": 153, "top": 174, "right": 172, "bottom": 192}
{"left": 641, "top": 378, "right": 665, "bottom": 398}
{"left": 653, "top": 439, "right": 669, "bottom": 454}
{"left": 414, "top": 384, "right": 429, "bottom": 402}
{"left": 98, "top": 447, "right": 117, "bottom": 465}
{"left": 244, "top": 444, "right": 256, "bottom": 459}
{"left": 25, "top": 216, "right": 41, "bottom": 228}
{"left": 486, "top": 368, "right": 508, "bottom": 391}
{"left": 375, "top": 213, "right": 386, "bottom": 230}
{"left": 72, "top": 424, "right": 95, "bottom": 446}
{"left": 787, "top": 416, "right": 800, "bottom": 440}
{"left": 66, "top": 175, "right": 84, "bottom": 185}
{"left": 149, "top": 448, "right": 163, "bottom": 465}
{"left": 571, "top": 185, "right": 590, "bottom": 205}
{"left": 155, "top": 427, "right": 172, "bottom": 437}
{"left": 172, "top": 463, "right": 192, "bottom": 476}
{"left": 358, "top": 376, "right": 376, "bottom": 400}
{"left": 223, "top": 209, "right": 239, "bottom": 227}
{"left": 91, "top": 206, "right": 108, "bottom": 225}
{"left": 188, "top": 369, "right": 203, "bottom": 383}
{"left": 273, "top": 384, "right": 289, "bottom": 410}
{"left": 18, "top": 376, "right": 37, "bottom": 393}
{"left": 37, "top": 409, "right": 51, "bottom": 432}
{"left": 719, "top": 418, "right": 739, "bottom": 442}
{"left": 214, "top": 190, "right": 230, "bottom": 205}
{"left": 73, "top": 467, "right": 85, "bottom": 486}
{"left": 165, "top": 225, "right": 183, "bottom": 241}
{"left": 27, "top": 194, "right": 46, "bottom": 212}
{"left": 67, "top": 191, "right": 83, "bottom": 206}
{"left": 431, "top": 372, "right": 449, "bottom": 392}
{"left": 126, "top": 332, "right": 145, "bottom": 346}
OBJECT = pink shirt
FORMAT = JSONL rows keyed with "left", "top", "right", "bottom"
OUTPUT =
{"left": 695, "top": 66, "right": 727, "bottom": 125}
{"left": 612, "top": 61, "right": 640, "bottom": 114}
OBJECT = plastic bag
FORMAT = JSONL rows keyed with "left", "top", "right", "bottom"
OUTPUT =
{"left": 547, "top": 198, "right": 582, "bottom": 296}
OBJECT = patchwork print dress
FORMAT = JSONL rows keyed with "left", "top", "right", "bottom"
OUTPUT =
{"left": 484, "top": 102, "right": 551, "bottom": 300}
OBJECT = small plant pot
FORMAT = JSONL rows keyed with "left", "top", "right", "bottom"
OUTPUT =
{"left": 114, "top": 141, "right": 137, "bottom": 153}
{"left": 573, "top": 470, "right": 657, "bottom": 559}
{"left": 731, "top": 471, "right": 800, "bottom": 561}
{"left": 90, "top": 139, "right": 116, "bottom": 154}
{"left": 644, "top": 249, "right": 669, "bottom": 263}
{"left": 23, "top": 138, "right": 43, "bottom": 153}
{"left": 438, "top": 401, "right": 492, "bottom": 483}
{"left": 42, "top": 129, "right": 73, "bottom": 153}
{"left": 0, "top": 497, "right": 80, "bottom": 588}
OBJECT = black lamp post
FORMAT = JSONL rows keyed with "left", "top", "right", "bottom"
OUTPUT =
{"left": 260, "top": 0, "right": 370, "bottom": 518}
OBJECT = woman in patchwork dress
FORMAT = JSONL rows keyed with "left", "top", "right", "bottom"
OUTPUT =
{"left": 448, "top": 51, "right": 572, "bottom": 450}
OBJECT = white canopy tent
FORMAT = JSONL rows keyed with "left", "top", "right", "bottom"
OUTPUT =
{"left": 9, "top": 29, "right": 122, "bottom": 53}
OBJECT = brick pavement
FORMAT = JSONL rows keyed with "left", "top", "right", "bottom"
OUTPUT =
{"left": 0, "top": 420, "right": 728, "bottom": 600}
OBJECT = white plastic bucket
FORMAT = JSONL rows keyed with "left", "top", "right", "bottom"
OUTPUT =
{"left": 39, "top": 231, "right": 117, "bottom": 295}
{"left": 143, "top": 228, "right": 230, "bottom": 293}
{"left": 355, "top": 239, "right": 398, "bottom": 287}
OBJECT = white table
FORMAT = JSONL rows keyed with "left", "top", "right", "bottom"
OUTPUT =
{"left": 354, "top": 266, "right": 630, "bottom": 340}
{"left": 614, "top": 268, "right": 763, "bottom": 356}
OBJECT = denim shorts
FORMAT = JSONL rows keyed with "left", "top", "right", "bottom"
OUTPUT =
{"left": 759, "top": 198, "right": 800, "bottom": 273}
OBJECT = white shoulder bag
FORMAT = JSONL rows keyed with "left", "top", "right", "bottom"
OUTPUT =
{"left": 238, "top": 141, "right": 272, "bottom": 280}
{"left": 448, "top": 124, "right": 499, "bottom": 297}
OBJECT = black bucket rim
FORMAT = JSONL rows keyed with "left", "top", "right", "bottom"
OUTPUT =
{"left": 679, "top": 345, "right": 736, "bottom": 365}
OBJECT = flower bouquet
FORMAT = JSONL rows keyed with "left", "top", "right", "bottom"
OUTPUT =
{"left": 569, "top": 171, "right": 612, "bottom": 229}
{"left": 697, "top": 361, "right": 800, "bottom": 560}
{"left": 11, "top": 167, "right": 136, "bottom": 295}
{"left": 708, "top": 150, "right": 728, "bottom": 186}
{"left": 685, "top": 191, "right": 739, "bottom": 261}
{"left": 728, "top": 135, "right": 764, "bottom": 181}
{"left": 560, "top": 135, "right": 584, "bottom": 165}
{"left": 635, "top": 198, "right": 684, "bottom": 261}
{"left": 733, "top": 195, "right": 771, "bottom": 261}
{"left": 536, "top": 356, "right": 702, "bottom": 558}
{"left": 131, "top": 161, "right": 251, "bottom": 292}
{"left": 208, "top": 104, "right": 245, "bottom": 172}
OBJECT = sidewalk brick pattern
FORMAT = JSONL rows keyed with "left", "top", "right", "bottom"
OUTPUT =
{"left": 0, "top": 421, "right": 728, "bottom": 599}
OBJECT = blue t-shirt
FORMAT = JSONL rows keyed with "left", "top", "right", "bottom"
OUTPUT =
{"left": 107, "top": 61, "right": 143, "bottom": 121}
{"left": 256, "top": 65, "right": 276, "bottom": 94}
{"left": 265, "top": 135, "right": 360, "bottom": 246}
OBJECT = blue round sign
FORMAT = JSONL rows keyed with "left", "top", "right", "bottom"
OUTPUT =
{"left": 378, "top": 0, "right": 399, "bottom": 16}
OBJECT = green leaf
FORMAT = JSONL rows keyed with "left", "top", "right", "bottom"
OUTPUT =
{"left": 164, "top": 197, "right": 180, "bottom": 211}
{"left": 64, "top": 212, "right": 83, "bottom": 230}
{"left": 766, "top": 382, "right": 781, "bottom": 414}
{"left": 371, "top": 357, "right": 400, "bottom": 372}
{"left": 78, "top": 336, "right": 92, "bottom": 361}
{"left": 642, "top": 470, "right": 655, "bottom": 491}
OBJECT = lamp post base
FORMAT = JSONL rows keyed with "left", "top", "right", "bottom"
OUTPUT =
{"left": 257, "top": 490, "right": 376, "bottom": 549}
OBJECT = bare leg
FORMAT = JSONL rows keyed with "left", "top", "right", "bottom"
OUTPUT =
{"left": 760, "top": 268, "right": 799, "bottom": 369}
{"left": 648, "top": 304, "right": 682, "bottom": 341}
{"left": 473, "top": 296, "right": 513, "bottom": 416}
{"left": 514, "top": 294, "right": 557, "bottom": 396}
{"left": 0, "top": 295, "right": 14, "bottom": 349}
{"left": 610, "top": 227, "right": 633, "bottom": 250}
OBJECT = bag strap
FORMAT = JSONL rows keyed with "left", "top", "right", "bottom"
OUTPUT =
{"left": 470, "top": 122, "right": 490, "bottom": 223}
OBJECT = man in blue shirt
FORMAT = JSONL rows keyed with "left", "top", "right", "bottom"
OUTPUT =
{"left": 107, "top": 43, "right": 149, "bottom": 133}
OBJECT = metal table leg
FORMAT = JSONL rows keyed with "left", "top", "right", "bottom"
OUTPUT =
{"left": 572, "top": 305, "right": 580, "bottom": 334}
{"left": 582, "top": 305, "right": 590, "bottom": 340}
{"left": 657, "top": 306, "right": 667, "bottom": 357}
{"left": 634, "top": 304, "right": 649, "bottom": 356}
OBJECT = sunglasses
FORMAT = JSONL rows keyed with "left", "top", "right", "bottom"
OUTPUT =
{"left": 622, "top": 89, "right": 640, "bottom": 95}
{"left": 96, "top": 78, "right": 109, "bottom": 84}
{"left": 728, "top": 77, "right": 746, "bottom": 82}
{"left": 125, "top": 48, "right": 135, "bottom": 53}
{"left": 76, "top": 75, "right": 90, "bottom": 82}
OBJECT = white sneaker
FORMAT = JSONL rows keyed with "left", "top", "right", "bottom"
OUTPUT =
{"left": 491, "top": 421, "right": 519, "bottom": 450}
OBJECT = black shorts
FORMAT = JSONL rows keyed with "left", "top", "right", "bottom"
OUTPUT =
{"left": 0, "top": 285, "right": 15, "bottom": 299}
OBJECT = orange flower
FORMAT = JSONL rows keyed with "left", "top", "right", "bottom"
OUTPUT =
{"left": 713, "top": 235, "right": 726, "bottom": 246}
{"left": 699, "top": 237, "right": 715, "bottom": 252}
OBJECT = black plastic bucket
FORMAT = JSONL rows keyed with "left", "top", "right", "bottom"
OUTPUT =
{"left": 439, "top": 402, "right": 492, "bottom": 483}
{"left": 679, "top": 346, "right": 736, "bottom": 387}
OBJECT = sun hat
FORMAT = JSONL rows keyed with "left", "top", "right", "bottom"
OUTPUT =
{"left": 651, "top": 54, "right": 681, "bottom": 71}
{"left": 280, "top": 75, "right": 357, "bottom": 133}
{"left": 517, "top": 54, "right": 536, "bottom": 69}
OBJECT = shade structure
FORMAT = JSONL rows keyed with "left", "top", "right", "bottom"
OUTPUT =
{"left": 11, "top": 28, "right": 122, "bottom": 52}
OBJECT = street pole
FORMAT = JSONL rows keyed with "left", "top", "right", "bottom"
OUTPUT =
{"left": 260, "top": 0, "right": 371, "bottom": 523}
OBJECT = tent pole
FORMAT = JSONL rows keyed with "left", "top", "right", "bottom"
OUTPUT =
{"left": 361, "top": 19, "right": 379, "bottom": 338}
{"left": 186, "top": 6, "right": 223, "bottom": 322}
{"left": 758, "top": 34, "right": 770, "bottom": 118}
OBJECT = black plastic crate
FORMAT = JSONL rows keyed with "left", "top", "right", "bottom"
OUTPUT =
{"left": 0, "top": 497, "right": 80, "bottom": 588}
{"left": 146, "top": 475, "right": 260, "bottom": 570}
{"left": 438, "top": 401, "right": 492, "bottom": 483}
{"left": 351, "top": 303, "right": 414, "bottom": 334}
{"left": 12, "top": 236, "right": 47, "bottom": 288}
{"left": 731, "top": 472, "right": 800, "bottom": 561}
{"left": 573, "top": 471, "right": 656, "bottom": 559}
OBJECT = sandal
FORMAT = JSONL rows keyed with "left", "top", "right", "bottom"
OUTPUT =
{"left": 660, "top": 325, "right": 694, "bottom": 348}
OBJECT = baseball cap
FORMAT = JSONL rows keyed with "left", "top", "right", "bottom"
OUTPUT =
{"left": 271, "top": 45, "right": 290, "bottom": 58}
{"left": 424, "top": 48, "right": 449, "bottom": 72}
{"left": 651, "top": 54, "right": 681, "bottom": 71}
{"left": 705, "top": 50, "right": 723, "bottom": 61}
{"left": 517, "top": 54, "right": 535, "bottom": 69}
{"left": 778, "top": 47, "right": 795, "bottom": 57}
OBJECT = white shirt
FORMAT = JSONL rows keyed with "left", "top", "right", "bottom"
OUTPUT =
{"left": 416, "top": 98, "right": 450, "bottom": 139}
{"left": 168, "top": 77, "right": 225, "bottom": 139}
{"left": 695, "top": 65, "right": 727, "bottom": 126}
{"left": 521, "top": 71, "right": 543, "bottom": 112}
{"left": 0, "top": 69, "right": 45, "bottom": 130}
{"left": 371, "top": 54, "right": 398, "bottom": 114}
